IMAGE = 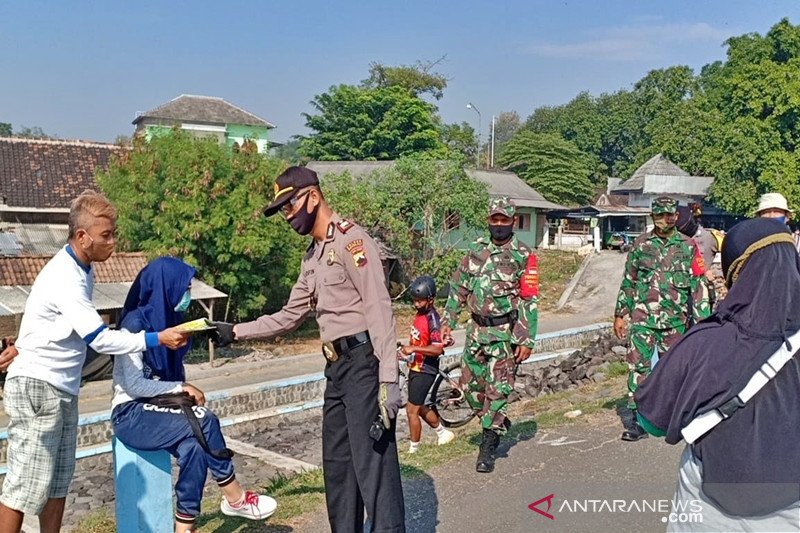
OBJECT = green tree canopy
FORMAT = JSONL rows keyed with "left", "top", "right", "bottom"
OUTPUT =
{"left": 299, "top": 84, "right": 445, "bottom": 161}
{"left": 362, "top": 57, "right": 449, "bottom": 100}
{"left": 498, "top": 131, "right": 594, "bottom": 206}
{"left": 322, "top": 155, "right": 488, "bottom": 289}
{"left": 96, "top": 131, "right": 303, "bottom": 320}
{"left": 0, "top": 123, "right": 11, "bottom": 137}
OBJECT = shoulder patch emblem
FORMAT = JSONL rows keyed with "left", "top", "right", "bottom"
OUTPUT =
{"left": 346, "top": 239, "right": 367, "bottom": 267}
{"left": 691, "top": 243, "right": 706, "bottom": 276}
{"left": 337, "top": 220, "right": 354, "bottom": 234}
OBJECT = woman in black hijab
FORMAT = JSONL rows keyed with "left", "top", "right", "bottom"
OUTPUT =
{"left": 636, "top": 218, "right": 800, "bottom": 531}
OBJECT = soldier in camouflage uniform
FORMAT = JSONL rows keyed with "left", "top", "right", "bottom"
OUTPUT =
{"left": 441, "top": 196, "right": 538, "bottom": 473}
{"left": 613, "top": 196, "right": 710, "bottom": 442}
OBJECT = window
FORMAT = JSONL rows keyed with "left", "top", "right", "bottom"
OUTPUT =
{"left": 517, "top": 213, "right": 531, "bottom": 231}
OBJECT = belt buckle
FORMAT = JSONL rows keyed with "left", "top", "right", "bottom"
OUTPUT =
{"left": 322, "top": 341, "right": 339, "bottom": 362}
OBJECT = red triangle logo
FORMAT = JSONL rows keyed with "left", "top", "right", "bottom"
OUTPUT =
{"left": 529, "top": 494, "right": 555, "bottom": 520}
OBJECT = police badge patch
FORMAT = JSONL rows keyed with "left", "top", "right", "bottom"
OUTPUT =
{"left": 346, "top": 239, "right": 367, "bottom": 267}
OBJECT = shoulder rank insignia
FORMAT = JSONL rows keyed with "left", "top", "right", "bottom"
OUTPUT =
{"left": 346, "top": 239, "right": 367, "bottom": 267}
{"left": 337, "top": 220, "right": 354, "bottom": 234}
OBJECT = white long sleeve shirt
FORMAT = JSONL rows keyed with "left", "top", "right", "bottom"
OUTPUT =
{"left": 111, "top": 342, "right": 183, "bottom": 410}
{"left": 8, "top": 245, "right": 159, "bottom": 396}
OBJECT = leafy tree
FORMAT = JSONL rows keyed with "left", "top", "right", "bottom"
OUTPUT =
{"left": 299, "top": 84, "right": 445, "bottom": 160}
{"left": 322, "top": 154, "right": 488, "bottom": 289}
{"left": 498, "top": 131, "right": 594, "bottom": 206}
{"left": 114, "top": 134, "right": 132, "bottom": 147}
{"left": 439, "top": 121, "right": 477, "bottom": 161}
{"left": 492, "top": 111, "right": 522, "bottom": 155}
{"left": 362, "top": 57, "right": 449, "bottom": 100}
{"left": 0, "top": 123, "right": 11, "bottom": 137}
{"left": 273, "top": 139, "right": 304, "bottom": 165}
{"left": 15, "top": 125, "right": 53, "bottom": 139}
{"left": 96, "top": 131, "right": 303, "bottom": 320}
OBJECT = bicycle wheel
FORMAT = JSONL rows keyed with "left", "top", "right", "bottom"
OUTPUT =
{"left": 430, "top": 360, "right": 475, "bottom": 428}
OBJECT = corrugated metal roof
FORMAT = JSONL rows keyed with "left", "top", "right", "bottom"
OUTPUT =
{"left": 0, "top": 278, "right": 226, "bottom": 316}
{"left": 641, "top": 175, "right": 713, "bottom": 196}
{"left": 0, "top": 224, "right": 68, "bottom": 256}
{"left": 464, "top": 169, "right": 565, "bottom": 210}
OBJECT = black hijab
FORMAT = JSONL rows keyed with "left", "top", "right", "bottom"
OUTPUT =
{"left": 636, "top": 218, "right": 800, "bottom": 516}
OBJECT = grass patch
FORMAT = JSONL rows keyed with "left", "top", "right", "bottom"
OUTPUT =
{"left": 72, "top": 508, "right": 115, "bottom": 533}
{"left": 606, "top": 360, "right": 629, "bottom": 378}
{"left": 536, "top": 250, "right": 582, "bottom": 312}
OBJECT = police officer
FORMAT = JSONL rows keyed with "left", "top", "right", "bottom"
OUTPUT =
{"left": 212, "top": 166, "right": 405, "bottom": 533}
{"left": 613, "top": 196, "right": 711, "bottom": 442}
{"left": 441, "top": 196, "right": 538, "bottom": 473}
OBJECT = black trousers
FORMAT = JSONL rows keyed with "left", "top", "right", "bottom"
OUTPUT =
{"left": 322, "top": 341, "right": 406, "bottom": 533}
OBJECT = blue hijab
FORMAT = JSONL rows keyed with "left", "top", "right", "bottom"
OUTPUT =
{"left": 119, "top": 257, "right": 196, "bottom": 382}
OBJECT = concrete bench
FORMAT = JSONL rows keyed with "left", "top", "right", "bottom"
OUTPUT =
{"left": 113, "top": 437, "right": 173, "bottom": 533}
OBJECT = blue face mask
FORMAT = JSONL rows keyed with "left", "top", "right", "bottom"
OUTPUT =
{"left": 775, "top": 216, "right": 787, "bottom": 225}
{"left": 174, "top": 290, "right": 191, "bottom": 313}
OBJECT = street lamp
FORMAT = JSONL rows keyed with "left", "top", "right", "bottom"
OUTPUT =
{"left": 467, "top": 102, "right": 481, "bottom": 167}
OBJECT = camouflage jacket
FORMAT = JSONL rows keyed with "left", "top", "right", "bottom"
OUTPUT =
{"left": 444, "top": 235, "right": 538, "bottom": 348}
{"left": 614, "top": 230, "right": 711, "bottom": 330}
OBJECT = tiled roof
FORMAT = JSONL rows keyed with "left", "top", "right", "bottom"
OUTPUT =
{"left": 133, "top": 94, "right": 274, "bottom": 128}
{"left": 0, "top": 252, "right": 148, "bottom": 285}
{"left": 0, "top": 137, "right": 123, "bottom": 209}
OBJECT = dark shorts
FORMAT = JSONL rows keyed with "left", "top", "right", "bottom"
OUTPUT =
{"left": 407, "top": 371, "right": 436, "bottom": 406}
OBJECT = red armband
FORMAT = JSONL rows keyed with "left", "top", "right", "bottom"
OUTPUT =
{"left": 690, "top": 244, "right": 706, "bottom": 276}
{"left": 520, "top": 254, "right": 539, "bottom": 299}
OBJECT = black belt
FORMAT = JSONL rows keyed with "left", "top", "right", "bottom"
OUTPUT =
{"left": 332, "top": 331, "right": 370, "bottom": 356}
{"left": 471, "top": 311, "right": 518, "bottom": 328}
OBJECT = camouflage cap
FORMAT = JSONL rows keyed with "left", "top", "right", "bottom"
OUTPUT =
{"left": 651, "top": 196, "right": 678, "bottom": 215}
{"left": 489, "top": 196, "right": 516, "bottom": 217}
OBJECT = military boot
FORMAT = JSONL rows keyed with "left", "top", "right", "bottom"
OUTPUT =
{"left": 621, "top": 410, "right": 649, "bottom": 442}
{"left": 476, "top": 429, "right": 500, "bottom": 473}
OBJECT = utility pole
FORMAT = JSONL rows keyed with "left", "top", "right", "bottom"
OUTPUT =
{"left": 467, "top": 102, "right": 481, "bottom": 168}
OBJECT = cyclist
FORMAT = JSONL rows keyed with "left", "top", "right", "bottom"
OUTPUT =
{"left": 397, "top": 275, "right": 455, "bottom": 453}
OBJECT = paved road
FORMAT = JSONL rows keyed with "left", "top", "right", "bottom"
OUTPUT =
{"left": 303, "top": 410, "right": 686, "bottom": 533}
{"left": 562, "top": 250, "right": 627, "bottom": 319}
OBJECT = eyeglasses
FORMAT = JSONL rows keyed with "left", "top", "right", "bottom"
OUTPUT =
{"left": 280, "top": 190, "right": 311, "bottom": 219}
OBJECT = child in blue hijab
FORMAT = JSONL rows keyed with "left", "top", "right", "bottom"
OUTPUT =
{"left": 111, "top": 257, "right": 277, "bottom": 532}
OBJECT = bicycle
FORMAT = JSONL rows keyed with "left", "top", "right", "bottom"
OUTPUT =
{"left": 398, "top": 357, "right": 476, "bottom": 429}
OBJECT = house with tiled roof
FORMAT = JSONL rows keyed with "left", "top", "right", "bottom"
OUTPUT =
{"left": 133, "top": 94, "right": 275, "bottom": 153}
{"left": 0, "top": 137, "right": 123, "bottom": 224}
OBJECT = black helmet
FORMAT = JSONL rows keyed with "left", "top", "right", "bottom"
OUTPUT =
{"left": 409, "top": 275, "right": 436, "bottom": 299}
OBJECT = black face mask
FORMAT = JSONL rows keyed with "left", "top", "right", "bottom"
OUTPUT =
{"left": 489, "top": 224, "right": 514, "bottom": 242}
{"left": 288, "top": 200, "right": 319, "bottom": 235}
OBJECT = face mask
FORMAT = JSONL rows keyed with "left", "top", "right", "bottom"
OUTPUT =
{"left": 82, "top": 233, "right": 115, "bottom": 262}
{"left": 288, "top": 198, "right": 319, "bottom": 236}
{"left": 654, "top": 219, "right": 676, "bottom": 234}
{"left": 488, "top": 224, "right": 514, "bottom": 242}
{"left": 775, "top": 216, "right": 787, "bottom": 225}
{"left": 174, "top": 290, "right": 191, "bottom": 313}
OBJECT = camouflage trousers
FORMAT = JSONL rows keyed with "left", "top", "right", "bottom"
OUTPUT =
{"left": 626, "top": 324, "right": 685, "bottom": 410}
{"left": 458, "top": 338, "right": 516, "bottom": 434}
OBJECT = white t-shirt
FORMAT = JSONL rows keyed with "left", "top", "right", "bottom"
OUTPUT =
{"left": 8, "top": 245, "right": 158, "bottom": 396}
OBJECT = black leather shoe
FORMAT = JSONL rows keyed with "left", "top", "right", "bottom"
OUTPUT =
{"left": 476, "top": 429, "right": 500, "bottom": 473}
{"left": 621, "top": 422, "right": 649, "bottom": 442}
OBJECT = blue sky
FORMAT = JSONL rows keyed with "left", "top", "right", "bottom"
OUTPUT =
{"left": 1, "top": 1, "right": 797, "bottom": 144}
